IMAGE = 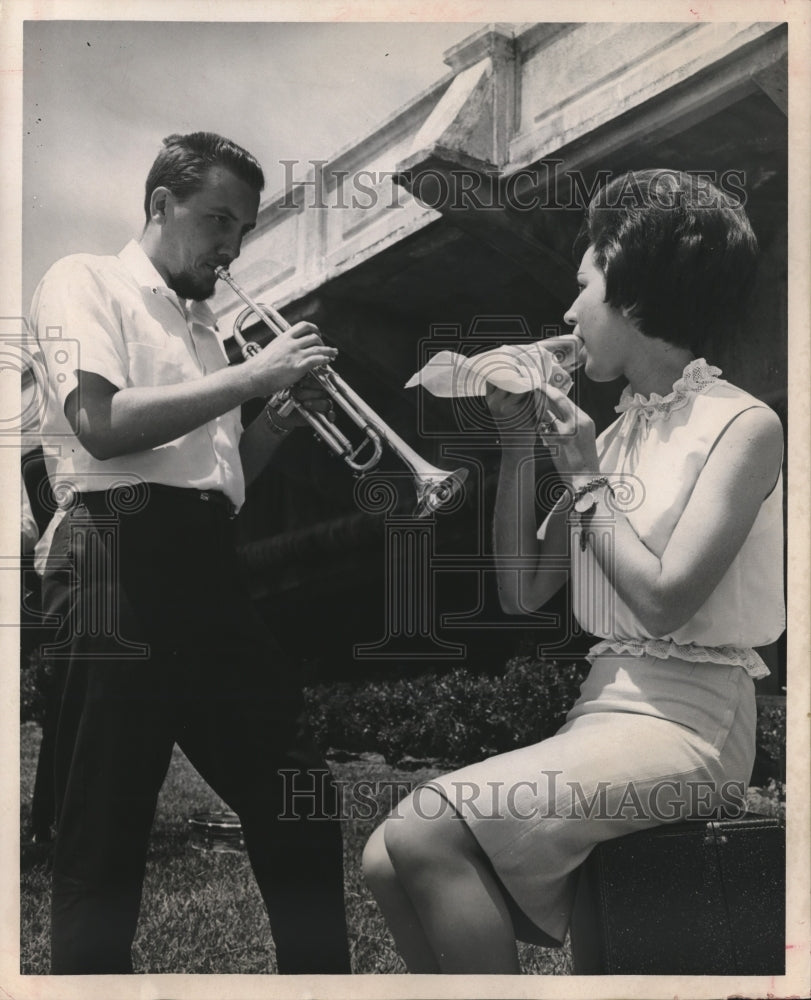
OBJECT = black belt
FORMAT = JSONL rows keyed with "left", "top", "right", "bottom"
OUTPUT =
{"left": 72, "top": 483, "right": 236, "bottom": 518}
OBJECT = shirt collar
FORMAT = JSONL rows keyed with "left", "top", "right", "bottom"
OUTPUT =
{"left": 118, "top": 239, "right": 218, "bottom": 329}
{"left": 119, "top": 239, "right": 170, "bottom": 292}
{"left": 609, "top": 358, "right": 724, "bottom": 445}
{"left": 614, "top": 358, "right": 723, "bottom": 421}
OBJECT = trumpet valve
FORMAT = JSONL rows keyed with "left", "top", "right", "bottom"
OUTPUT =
{"left": 273, "top": 391, "right": 296, "bottom": 418}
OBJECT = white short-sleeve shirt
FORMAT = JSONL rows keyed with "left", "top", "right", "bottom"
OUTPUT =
{"left": 30, "top": 240, "right": 246, "bottom": 509}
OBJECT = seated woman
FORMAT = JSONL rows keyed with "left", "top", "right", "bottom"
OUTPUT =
{"left": 362, "top": 169, "right": 785, "bottom": 973}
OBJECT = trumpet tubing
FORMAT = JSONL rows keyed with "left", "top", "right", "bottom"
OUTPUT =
{"left": 216, "top": 267, "right": 467, "bottom": 516}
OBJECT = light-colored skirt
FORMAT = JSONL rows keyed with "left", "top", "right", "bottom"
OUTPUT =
{"left": 428, "top": 653, "right": 757, "bottom": 945}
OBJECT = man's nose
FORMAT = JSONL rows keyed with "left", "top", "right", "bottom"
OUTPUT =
{"left": 563, "top": 306, "right": 576, "bottom": 327}
{"left": 218, "top": 233, "right": 243, "bottom": 262}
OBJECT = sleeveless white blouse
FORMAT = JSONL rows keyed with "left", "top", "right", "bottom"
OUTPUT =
{"left": 571, "top": 359, "right": 785, "bottom": 679}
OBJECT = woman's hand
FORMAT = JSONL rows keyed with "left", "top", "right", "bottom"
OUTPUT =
{"left": 485, "top": 384, "right": 540, "bottom": 441}
{"left": 485, "top": 380, "right": 600, "bottom": 474}
{"left": 534, "top": 383, "right": 600, "bottom": 476}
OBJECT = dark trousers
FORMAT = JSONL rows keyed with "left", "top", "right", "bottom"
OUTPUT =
{"left": 46, "top": 486, "right": 350, "bottom": 974}
{"left": 29, "top": 563, "right": 70, "bottom": 842}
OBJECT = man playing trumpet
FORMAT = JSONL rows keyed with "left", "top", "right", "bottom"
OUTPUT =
{"left": 30, "top": 131, "right": 351, "bottom": 974}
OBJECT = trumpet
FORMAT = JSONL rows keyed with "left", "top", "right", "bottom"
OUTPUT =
{"left": 215, "top": 267, "right": 468, "bottom": 517}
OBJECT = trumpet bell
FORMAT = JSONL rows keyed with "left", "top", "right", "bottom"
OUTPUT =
{"left": 414, "top": 467, "right": 469, "bottom": 518}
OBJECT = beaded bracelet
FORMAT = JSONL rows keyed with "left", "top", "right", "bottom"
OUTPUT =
{"left": 572, "top": 477, "right": 613, "bottom": 551}
{"left": 572, "top": 476, "right": 612, "bottom": 511}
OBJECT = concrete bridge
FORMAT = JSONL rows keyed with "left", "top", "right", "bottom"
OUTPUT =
{"left": 218, "top": 21, "right": 787, "bottom": 688}
{"left": 215, "top": 20, "right": 786, "bottom": 401}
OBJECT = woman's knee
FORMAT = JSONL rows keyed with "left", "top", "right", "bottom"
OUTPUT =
{"left": 362, "top": 822, "right": 396, "bottom": 893}
{"left": 382, "top": 786, "right": 472, "bottom": 875}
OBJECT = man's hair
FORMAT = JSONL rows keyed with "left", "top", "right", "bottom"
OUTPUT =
{"left": 574, "top": 169, "right": 758, "bottom": 351}
{"left": 143, "top": 132, "right": 265, "bottom": 222}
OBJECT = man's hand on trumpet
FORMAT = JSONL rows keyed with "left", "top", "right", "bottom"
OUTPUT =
{"left": 267, "top": 377, "right": 338, "bottom": 432}
{"left": 242, "top": 321, "right": 338, "bottom": 400}
{"left": 236, "top": 320, "right": 337, "bottom": 431}
{"left": 239, "top": 325, "right": 338, "bottom": 479}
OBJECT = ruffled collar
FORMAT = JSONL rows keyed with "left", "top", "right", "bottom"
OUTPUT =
{"left": 615, "top": 358, "right": 723, "bottom": 422}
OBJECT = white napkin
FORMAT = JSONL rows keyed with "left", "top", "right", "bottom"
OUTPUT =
{"left": 404, "top": 339, "right": 581, "bottom": 398}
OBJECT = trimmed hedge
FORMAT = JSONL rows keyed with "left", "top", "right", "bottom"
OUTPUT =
{"left": 305, "top": 659, "right": 790, "bottom": 776}
{"left": 304, "top": 655, "right": 589, "bottom": 766}
{"left": 756, "top": 698, "right": 787, "bottom": 780}
{"left": 21, "top": 649, "right": 789, "bottom": 783}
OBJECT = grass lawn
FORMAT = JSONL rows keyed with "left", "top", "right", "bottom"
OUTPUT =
{"left": 20, "top": 721, "right": 572, "bottom": 975}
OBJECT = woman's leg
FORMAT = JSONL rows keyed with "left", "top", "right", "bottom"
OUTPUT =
{"left": 368, "top": 786, "right": 520, "bottom": 974}
{"left": 362, "top": 823, "right": 440, "bottom": 972}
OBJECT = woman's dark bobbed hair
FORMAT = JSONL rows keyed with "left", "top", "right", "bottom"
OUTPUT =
{"left": 575, "top": 169, "right": 758, "bottom": 351}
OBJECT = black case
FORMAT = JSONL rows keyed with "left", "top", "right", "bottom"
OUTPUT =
{"left": 570, "top": 815, "right": 785, "bottom": 975}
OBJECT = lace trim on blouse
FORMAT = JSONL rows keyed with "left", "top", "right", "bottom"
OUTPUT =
{"left": 614, "top": 358, "right": 724, "bottom": 423}
{"left": 587, "top": 638, "right": 770, "bottom": 679}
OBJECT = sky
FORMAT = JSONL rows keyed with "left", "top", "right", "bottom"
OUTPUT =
{"left": 21, "top": 18, "right": 488, "bottom": 309}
